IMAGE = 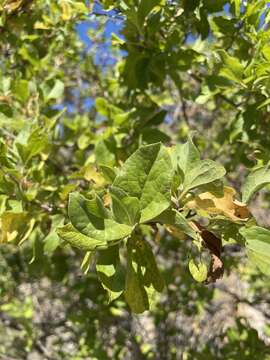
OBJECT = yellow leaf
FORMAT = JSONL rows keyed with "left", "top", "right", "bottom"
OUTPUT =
{"left": 19, "top": 218, "right": 35, "bottom": 245}
{"left": 186, "top": 186, "right": 250, "bottom": 221}
{"left": 103, "top": 193, "right": 112, "bottom": 207}
{"left": 59, "top": 184, "right": 77, "bottom": 201}
{"left": 0, "top": 95, "right": 11, "bottom": 104}
{"left": 0, "top": 212, "right": 28, "bottom": 243}
{"left": 34, "top": 21, "right": 51, "bottom": 30}
{"left": 82, "top": 165, "right": 105, "bottom": 185}
{"left": 60, "top": 0, "right": 71, "bottom": 21}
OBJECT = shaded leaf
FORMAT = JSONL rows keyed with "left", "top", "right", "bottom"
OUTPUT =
{"left": 155, "top": 209, "right": 197, "bottom": 239}
{"left": 96, "top": 246, "right": 125, "bottom": 302}
{"left": 218, "top": 50, "right": 245, "bottom": 84}
{"left": 110, "top": 186, "right": 141, "bottom": 226}
{"left": 43, "top": 214, "right": 64, "bottom": 254}
{"left": 134, "top": 237, "right": 164, "bottom": 292}
{"left": 124, "top": 245, "right": 149, "bottom": 313}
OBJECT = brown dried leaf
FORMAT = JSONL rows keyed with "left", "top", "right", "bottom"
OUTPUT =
{"left": 200, "top": 228, "right": 222, "bottom": 257}
{"left": 0, "top": 95, "right": 12, "bottom": 103}
{"left": 186, "top": 186, "right": 250, "bottom": 221}
{"left": 207, "top": 254, "right": 224, "bottom": 283}
{"left": 193, "top": 222, "right": 224, "bottom": 283}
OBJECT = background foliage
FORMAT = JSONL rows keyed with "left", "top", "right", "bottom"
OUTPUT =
{"left": 0, "top": 0, "right": 270, "bottom": 359}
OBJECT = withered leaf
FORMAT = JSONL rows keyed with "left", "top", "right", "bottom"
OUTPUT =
{"left": 193, "top": 222, "right": 224, "bottom": 283}
{"left": 207, "top": 254, "right": 224, "bottom": 283}
{"left": 186, "top": 186, "right": 250, "bottom": 222}
{"left": 200, "top": 227, "right": 222, "bottom": 257}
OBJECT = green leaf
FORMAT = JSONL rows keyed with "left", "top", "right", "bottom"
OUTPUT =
{"left": 144, "top": 285, "right": 159, "bottom": 311}
{"left": 135, "top": 237, "right": 164, "bottom": 292}
{"left": 124, "top": 246, "right": 149, "bottom": 313}
{"left": 80, "top": 251, "right": 93, "bottom": 274}
{"left": 18, "top": 218, "right": 35, "bottom": 245}
{"left": 96, "top": 97, "right": 132, "bottom": 125}
{"left": 77, "top": 131, "right": 93, "bottom": 150}
{"left": 43, "top": 215, "right": 64, "bottom": 255}
{"left": 99, "top": 165, "right": 117, "bottom": 183}
{"left": 218, "top": 50, "right": 245, "bottom": 84}
{"left": 183, "top": 160, "right": 226, "bottom": 193}
{"left": 171, "top": 137, "right": 200, "bottom": 176}
{"left": 257, "top": 97, "right": 270, "bottom": 110}
{"left": 0, "top": 211, "right": 29, "bottom": 243}
{"left": 0, "top": 195, "right": 8, "bottom": 215}
{"left": 95, "top": 140, "right": 116, "bottom": 167}
{"left": 233, "top": 0, "right": 241, "bottom": 16}
{"left": 96, "top": 246, "right": 125, "bottom": 302}
{"left": 110, "top": 186, "right": 141, "bottom": 226}
{"left": 204, "top": 0, "right": 227, "bottom": 13}
{"left": 188, "top": 259, "right": 208, "bottom": 282}
{"left": 137, "top": 0, "right": 164, "bottom": 26}
{"left": 240, "top": 226, "right": 270, "bottom": 275}
{"left": 172, "top": 139, "right": 221, "bottom": 195}
{"left": 46, "top": 79, "right": 64, "bottom": 101}
{"left": 68, "top": 192, "right": 133, "bottom": 244}
{"left": 154, "top": 209, "right": 197, "bottom": 239}
{"left": 173, "top": 211, "right": 198, "bottom": 239}
{"left": 242, "top": 166, "right": 270, "bottom": 203}
{"left": 57, "top": 223, "right": 109, "bottom": 251}
{"left": 113, "top": 143, "right": 173, "bottom": 223}
{"left": 141, "top": 128, "right": 170, "bottom": 144}
{"left": 69, "top": 192, "right": 108, "bottom": 221}
{"left": 183, "top": 0, "right": 200, "bottom": 12}
{"left": 13, "top": 79, "right": 29, "bottom": 103}
{"left": 96, "top": 97, "right": 109, "bottom": 116}
{"left": 16, "top": 129, "right": 49, "bottom": 163}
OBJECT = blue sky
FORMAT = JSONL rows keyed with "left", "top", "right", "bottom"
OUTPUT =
{"left": 59, "top": 1, "right": 270, "bottom": 113}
